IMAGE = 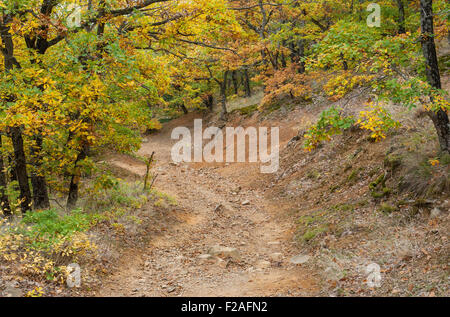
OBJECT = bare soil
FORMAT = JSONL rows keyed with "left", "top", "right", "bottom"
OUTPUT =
{"left": 95, "top": 73, "right": 449, "bottom": 297}
{"left": 97, "top": 112, "right": 320, "bottom": 297}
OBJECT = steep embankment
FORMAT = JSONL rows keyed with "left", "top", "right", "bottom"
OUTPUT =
{"left": 261, "top": 77, "right": 450, "bottom": 296}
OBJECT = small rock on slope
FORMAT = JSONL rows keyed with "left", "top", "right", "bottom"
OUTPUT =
{"left": 208, "top": 245, "right": 241, "bottom": 261}
{"left": 290, "top": 254, "right": 310, "bottom": 265}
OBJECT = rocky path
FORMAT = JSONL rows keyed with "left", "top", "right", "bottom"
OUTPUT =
{"left": 98, "top": 115, "right": 318, "bottom": 297}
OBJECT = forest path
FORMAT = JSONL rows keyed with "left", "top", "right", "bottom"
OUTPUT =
{"left": 97, "top": 113, "right": 319, "bottom": 297}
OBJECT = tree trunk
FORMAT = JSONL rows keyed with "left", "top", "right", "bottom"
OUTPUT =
{"left": 9, "top": 127, "right": 32, "bottom": 213}
{"left": 232, "top": 70, "right": 239, "bottom": 95}
{"left": 30, "top": 135, "right": 50, "bottom": 209}
{"left": 220, "top": 71, "right": 229, "bottom": 117}
{"left": 0, "top": 23, "right": 15, "bottom": 214}
{"left": 396, "top": 0, "right": 406, "bottom": 34}
{"left": 280, "top": 51, "right": 287, "bottom": 68}
{"left": 180, "top": 103, "right": 188, "bottom": 114}
{"left": 67, "top": 145, "right": 88, "bottom": 209}
{"left": 420, "top": 0, "right": 450, "bottom": 153}
{"left": 243, "top": 68, "right": 252, "bottom": 97}
{"left": 0, "top": 19, "right": 21, "bottom": 70}
{"left": 341, "top": 52, "right": 348, "bottom": 71}
{"left": 428, "top": 111, "right": 450, "bottom": 153}
{"left": 299, "top": 39, "right": 306, "bottom": 74}
{"left": 3, "top": 16, "right": 50, "bottom": 211}
{"left": 290, "top": 39, "right": 306, "bottom": 74}
{"left": 270, "top": 51, "right": 279, "bottom": 70}
{"left": 359, "top": 0, "right": 365, "bottom": 22}
{"left": 203, "top": 94, "right": 214, "bottom": 111}
{"left": 0, "top": 135, "right": 11, "bottom": 217}
{"left": 21, "top": 20, "right": 53, "bottom": 211}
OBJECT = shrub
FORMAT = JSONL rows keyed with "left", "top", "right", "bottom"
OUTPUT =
{"left": 304, "top": 107, "right": 355, "bottom": 151}
{"left": 357, "top": 104, "right": 400, "bottom": 141}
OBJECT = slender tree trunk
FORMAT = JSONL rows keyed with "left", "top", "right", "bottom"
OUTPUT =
{"left": 204, "top": 94, "right": 214, "bottom": 111}
{"left": 66, "top": 2, "right": 105, "bottom": 209}
{"left": 9, "top": 127, "right": 32, "bottom": 213}
{"left": 220, "top": 71, "right": 229, "bottom": 117}
{"left": 290, "top": 39, "right": 306, "bottom": 74}
{"left": 280, "top": 53, "right": 287, "bottom": 68}
{"left": 67, "top": 174, "right": 80, "bottom": 210}
{"left": 280, "top": 51, "right": 287, "bottom": 68}
{"left": 232, "top": 70, "right": 239, "bottom": 95}
{"left": 96, "top": 1, "right": 106, "bottom": 53}
{"left": 30, "top": 135, "right": 50, "bottom": 209}
{"left": 396, "top": 0, "right": 406, "bottom": 34}
{"left": 180, "top": 103, "right": 188, "bottom": 114}
{"left": 67, "top": 145, "right": 88, "bottom": 209}
{"left": 298, "top": 40, "right": 306, "bottom": 74}
{"left": 420, "top": 0, "right": 450, "bottom": 153}
{"left": 0, "top": 18, "right": 21, "bottom": 70}
{"left": 0, "top": 135, "right": 11, "bottom": 217}
{"left": 289, "top": 43, "right": 297, "bottom": 61}
{"left": 0, "top": 24, "right": 15, "bottom": 215}
{"left": 243, "top": 68, "right": 252, "bottom": 97}
{"left": 280, "top": 36, "right": 288, "bottom": 68}
{"left": 359, "top": 0, "right": 365, "bottom": 21}
{"left": 270, "top": 51, "right": 279, "bottom": 70}
{"left": 341, "top": 52, "right": 348, "bottom": 71}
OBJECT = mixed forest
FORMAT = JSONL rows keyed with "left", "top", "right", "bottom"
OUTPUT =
{"left": 0, "top": 0, "right": 449, "bottom": 297}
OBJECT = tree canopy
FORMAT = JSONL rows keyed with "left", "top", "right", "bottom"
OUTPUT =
{"left": 0, "top": 0, "right": 449, "bottom": 215}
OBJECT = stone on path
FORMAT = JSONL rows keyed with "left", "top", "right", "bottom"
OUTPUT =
{"left": 198, "top": 254, "right": 215, "bottom": 264}
{"left": 216, "top": 258, "right": 229, "bottom": 269}
{"left": 256, "top": 260, "right": 271, "bottom": 269}
{"left": 289, "top": 254, "right": 310, "bottom": 265}
{"left": 269, "top": 253, "right": 283, "bottom": 262}
{"left": 208, "top": 245, "right": 241, "bottom": 261}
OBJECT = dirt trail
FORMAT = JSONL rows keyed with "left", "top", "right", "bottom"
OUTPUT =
{"left": 98, "top": 113, "right": 319, "bottom": 297}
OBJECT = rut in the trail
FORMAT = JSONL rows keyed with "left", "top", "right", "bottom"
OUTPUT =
{"left": 98, "top": 113, "right": 319, "bottom": 297}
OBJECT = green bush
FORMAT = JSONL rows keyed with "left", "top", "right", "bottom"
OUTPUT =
{"left": 304, "top": 107, "right": 355, "bottom": 151}
{"left": 22, "top": 209, "right": 97, "bottom": 236}
{"left": 17, "top": 209, "right": 100, "bottom": 250}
